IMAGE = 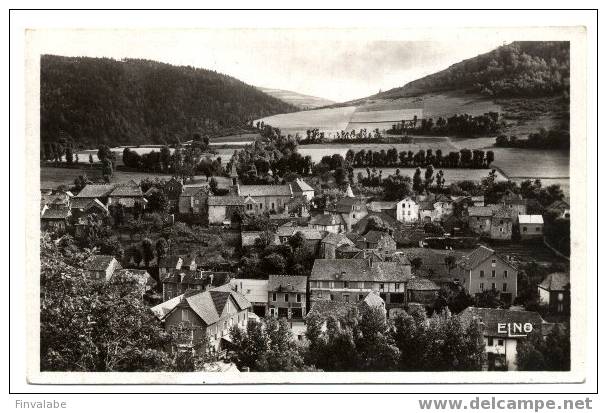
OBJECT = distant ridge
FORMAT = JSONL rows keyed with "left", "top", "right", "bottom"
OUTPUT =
{"left": 257, "top": 87, "right": 335, "bottom": 110}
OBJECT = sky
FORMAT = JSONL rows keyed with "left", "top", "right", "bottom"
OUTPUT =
{"left": 30, "top": 29, "right": 509, "bottom": 102}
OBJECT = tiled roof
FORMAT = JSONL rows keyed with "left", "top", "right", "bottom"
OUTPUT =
{"left": 500, "top": 191, "right": 526, "bottom": 205}
{"left": 352, "top": 249, "right": 385, "bottom": 262}
{"left": 110, "top": 184, "right": 143, "bottom": 197}
{"left": 418, "top": 201, "right": 435, "bottom": 211}
{"left": 309, "top": 213, "right": 344, "bottom": 227}
{"left": 152, "top": 284, "right": 250, "bottom": 325}
{"left": 181, "top": 186, "right": 207, "bottom": 197}
{"left": 75, "top": 184, "right": 115, "bottom": 198}
{"left": 538, "top": 272, "right": 570, "bottom": 291}
{"left": 407, "top": 277, "right": 440, "bottom": 291}
{"left": 492, "top": 207, "right": 513, "bottom": 219}
{"left": 268, "top": 274, "right": 307, "bottom": 292}
{"left": 352, "top": 211, "right": 399, "bottom": 234}
{"left": 208, "top": 195, "right": 244, "bottom": 206}
{"left": 70, "top": 197, "right": 95, "bottom": 209}
{"left": 321, "top": 232, "right": 354, "bottom": 246}
{"left": 41, "top": 206, "right": 71, "bottom": 219}
{"left": 144, "top": 187, "right": 161, "bottom": 196}
{"left": 363, "top": 230, "right": 391, "bottom": 244}
{"left": 345, "top": 232, "right": 363, "bottom": 243}
{"left": 229, "top": 279, "right": 269, "bottom": 303}
{"left": 336, "top": 244, "right": 362, "bottom": 254}
{"left": 468, "top": 206, "right": 495, "bottom": 217}
{"left": 276, "top": 225, "right": 323, "bottom": 240}
{"left": 290, "top": 178, "right": 314, "bottom": 193}
{"left": 82, "top": 255, "right": 120, "bottom": 271}
{"left": 518, "top": 215, "right": 544, "bottom": 224}
{"left": 238, "top": 185, "right": 292, "bottom": 197}
{"left": 548, "top": 199, "right": 570, "bottom": 210}
{"left": 368, "top": 201, "right": 397, "bottom": 212}
{"left": 310, "top": 259, "right": 411, "bottom": 282}
{"left": 459, "top": 307, "right": 545, "bottom": 338}
{"left": 334, "top": 197, "right": 366, "bottom": 213}
{"left": 114, "top": 269, "right": 156, "bottom": 287}
{"left": 456, "top": 245, "right": 495, "bottom": 270}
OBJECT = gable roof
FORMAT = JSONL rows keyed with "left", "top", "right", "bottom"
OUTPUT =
{"left": 238, "top": 185, "right": 292, "bottom": 197}
{"left": 459, "top": 307, "right": 545, "bottom": 338}
{"left": 407, "top": 277, "right": 440, "bottom": 291}
{"left": 334, "top": 197, "right": 366, "bottom": 213}
{"left": 181, "top": 186, "right": 207, "bottom": 197}
{"left": 519, "top": 215, "right": 544, "bottom": 224}
{"left": 110, "top": 184, "right": 143, "bottom": 197}
{"left": 276, "top": 225, "right": 323, "bottom": 240}
{"left": 82, "top": 255, "right": 120, "bottom": 271}
{"left": 290, "top": 178, "right": 314, "bottom": 193}
{"left": 368, "top": 201, "right": 397, "bottom": 212}
{"left": 268, "top": 275, "right": 307, "bottom": 292}
{"left": 457, "top": 245, "right": 517, "bottom": 271}
{"left": 538, "top": 272, "right": 570, "bottom": 291}
{"left": 310, "top": 259, "right": 411, "bottom": 282}
{"left": 492, "top": 207, "right": 513, "bottom": 219}
{"left": 41, "top": 206, "right": 71, "bottom": 220}
{"left": 309, "top": 213, "right": 344, "bottom": 227}
{"left": 208, "top": 195, "right": 245, "bottom": 206}
{"left": 468, "top": 206, "right": 495, "bottom": 217}
{"left": 229, "top": 278, "right": 269, "bottom": 303}
{"left": 363, "top": 230, "right": 392, "bottom": 244}
{"left": 75, "top": 184, "right": 115, "bottom": 199}
{"left": 321, "top": 232, "right": 354, "bottom": 246}
{"left": 548, "top": 199, "right": 570, "bottom": 210}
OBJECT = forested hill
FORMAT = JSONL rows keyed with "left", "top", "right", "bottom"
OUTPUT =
{"left": 40, "top": 55, "right": 298, "bottom": 147}
{"left": 352, "top": 41, "right": 570, "bottom": 103}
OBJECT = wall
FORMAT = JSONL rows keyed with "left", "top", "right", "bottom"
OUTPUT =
{"left": 396, "top": 199, "right": 419, "bottom": 223}
{"left": 462, "top": 256, "right": 517, "bottom": 303}
{"left": 468, "top": 216, "right": 492, "bottom": 236}
{"left": 268, "top": 291, "right": 307, "bottom": 318}
{"left": 520, "top": 223, "right": 543, "bottom": 240}
{"left": 491, "top": 217, "right": 512, "bottom": 240}
{"left": 208, "top": 205, "right": 227, "bottom": 224}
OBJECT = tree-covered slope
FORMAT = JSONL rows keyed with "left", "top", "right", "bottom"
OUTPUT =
{"left": 40, "top": 55, "right": 298, "bottom": 147}
{"left": 354, "top": 41, "right": 570, "bottom": 102}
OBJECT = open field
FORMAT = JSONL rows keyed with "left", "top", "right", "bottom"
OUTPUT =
{"left": 490, "top": 148, "right": 569, "bottom": 179}
{"left": 256, "top": 106, "right": 357, "bottom": 136}
{"left": 40, "top": 166, "right": 232, "bottom": 189}
{"left": 353, "top": 167, "right": 507, "bottom": 185}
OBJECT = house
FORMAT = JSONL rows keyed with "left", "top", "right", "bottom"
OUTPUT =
{"left": 164, "top": 177, "right": 184, "bottom": 209}
{"left": 241, "top": 230, "right": 279, "bottom": 247}
{"left": 418, "top": 201, "right": 435, "bottom": 222}
{"left": 268, "top": 275, "right": 308, "bottom": 319}
{"left": 471, "top": 196, "right": 485, "bottom": 207}
{"left": 406, "top": 277, "right": 440, "bottom": 306}
{"left": 395, "top": 197, "right": 419, "bottom": 223}
{"left": 276, "top": 225, "right": 323, "bottom": 252}
{"left": 320, "top": 232, "right": 355, "bottom": 259}
{"left": 290, "top": 178, "right": 315, "bottom": 201}
{"left": 498, "top": 191, "right": 528, "bottom": 216}
{"left": 207, "top": 195, "right": 245, "bottom": 225}
{"left": 158, "top": 255, "right": 183, "bottom": 277}
{"left": 367, "top": 201, "right": 396, "bottom": 218}
{"left": 548, "top": 199, "right": 570, "bottom": 219}
{"left": 82, "top": 255, "right": 122, "bottom": 281}
{"left": 459, "top": 307, "right": 548, "bottom": 371}
{"left": 178, "top": 186, "right": 209, "bottom": 216}
{"left": 538, "top": 272, "right": 570, "bottom": 314}
{"left": 309, "top": 258, "right": 411, "bottom": 311}
{"left": 432, "top": 194, "right": 454, "bottom": 221}
{"left": 457, "top": 245, "right": 518, "bottom": 303}
{"left": 113, "top": 268, "right": 157, "bottom": 298}
{"left": 230, "top": 278, "right": 269, "bottom": 317}
{"left": 490, "top": 207, "right": 513, "bottom": 240}
{"left": 335, "top": 243, "right": 362, "bottom": 259}
{"left": 467, "top": 206, "right": 494, "bottom": 237}
{"left": 518, "top": 215, "right": 544, "bottom": 240}
{"left": 70, "top": 198, "right": 109, "bottom": 218}
{"left": 356, "top": 230, "right": 397, "bottom": 255}
{"left": 332, "top": 197, "right": 368, "bottom": 232}
{"left": 41, "top": 190, "right": 72, "bottom": 212}
{"left": 161, "top": 269, "right": 233, "bottom": 301}
{"left": 284, "top": 196, "right": 310, "bottom": 217}
{"left": 107, "top": 182, "right": 146, "bottom": 209}
{"left": 40, "top": 206, "right": 71, "bottom": 231}
{"left": 309, "top": 213, "right": 346, "bottom": 234}
{"left": 237, "top": 184, "right": 293, "bottom": 214}
{"left": 74, "top": 184, "right": 115, "bottom": 205}
{"left": 151, "top": 284, "right": 251, "bottom": 352}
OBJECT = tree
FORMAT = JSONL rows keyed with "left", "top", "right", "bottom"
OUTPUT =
{"left": 89, "top": 153, "right": 94, "bottom": 168}
{"left": 262, "top": 253, "right": 287, "bottom": 274}
{"left": 413, "top": 168, "right": 423, "bottom": 193}
{"left": 40, "top": 235, "right": 172, "bottom": 372}
{"left": 517, "top": 324, "right": 570, "bottom": 371}
{"left": 155, "top": 238, "right": 169, "bottom": 262}
{"left": 424, "top": 165, "right": 435, "bottom": 189}
{"left": 101, "top": 159, "right": 113, "bottom": 182}
{"left": 141, "top": 238, "right": 155, "bottom": 267}
{"left": 65, "top": 146, "right": 74, "bottom": 165}
{"left": 147, "top": 190, "right": 169, "bottom": 213}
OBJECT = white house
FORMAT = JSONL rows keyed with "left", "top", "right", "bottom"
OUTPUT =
{"left": 395, "top": 197, "right": 419, "bottom": 223}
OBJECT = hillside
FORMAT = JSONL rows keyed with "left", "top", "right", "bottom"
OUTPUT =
{"left": 359, "top": 41, "right": 570, "bottom": 102}
{"left": 40, "top": 55, "right": 298, "bottom": 148}
{"left": 257, "top": 87, "right": 335, "bottom": 109}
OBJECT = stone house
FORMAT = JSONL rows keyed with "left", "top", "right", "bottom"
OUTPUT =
{"left": 178, "top": 186, "right": 209, "bottom": 216}
{"left": 237, "top": 184, "right": 293, "bottom": 214}
{"left": 467, "top": 206, "right": 494, "bottom": 237}
{"left": 268, "top": 275, "right": 308, "bottom": 319}
{"left": 309, "top": 258, "right": 411, "bottom": 312}
{"left": 333, "top": 197, "right": 368, "bottom": 232}
{"left": 70, "top": 198, "right": 109, "bottom": 219}
{"left": 107, "top": 182, "right": 146, "bottom": 209}
{"left": 207, "top": 195, "right": 245, "bottom": 225}
{"left": 40, "top": 206, "right": 71, "bottom": 231}
{"left": 456, "top": 245, "right": 518, "bottom": 304}
{"left": 309, "top": 213, "right": 346, "bottom": 234}
{"left": 538, "top": 272, "right": 570, "bottom": 314}
{"left": 395, "top": 196, "right": 419, "bottom": 223}
{"left": 164, "top": 177, "right": 184, "bottom": 209}
{"left": 276, "top": 225, "right": 323, "bottom": 254}
{"left": 320, "top": 232, "right": 355, "bottom": 259}
{"left": 490, "top": 208, "right": 513, "bottom": 240}
{"left": 74, "top": 184, "right": 115, "bottom": 206}
{"left": 357, "top": 230, "right": 397, "bottom": 255}
{"left": 161, "top": 269, "right": 233, "bottom": 301}
{"left": 151, "top": 284, "right": 251, "bottom": 353}
{"left": 158, "top": 255, "right": 183, "bottom": 277}
{"left": 418, "top": 201, "right": 435, "bottom": 223}
{"left": 459, "top": 307, "right": 548, "bottom": 371}
{"left": 406, "top": 277, "right": 440, "bottom": 306}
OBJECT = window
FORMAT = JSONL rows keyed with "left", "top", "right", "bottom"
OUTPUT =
{"left": 358, "top": 294, "right": 365, "bottom": 301}
{"left": 479, "top": 282, "right": 485, "bottom": 291}
{"left": 491, "top": 283, "right": 496, "bottom": 290}
{"left": 492, "top": 270, "right": 496, "bottom": 278}
{"left": 259, "top": 203, "right": 263, "bottom": 209}
{"left": 504, "top": 270, "right": 508, "bottom": 278}
{"left": 536, "top": 227, "right": 541, "bottom": 232}
{"left": 497, "top": 339, "right": 504, "bottom": 346}
{"left": 380, "top": 283, "right": 384, "bottom": 291}
{"left": 480, "top": 270, "right": 485, "bottom": 278}
{"left": 329, "top": 294, "right": 334, "bottom": 301}
{"left": 284, "top": 293, "right": 289, "bottom": 302}
{"left": 502, "top": 283, "right": 508, "bottom": 292}
{"left": 343, "top": 294, "right": 350, "bottom": 302}
{"left": 271, "top": 202, "right": 275, "bottom": 210}
{"left": 344, "top": 281, "right": 349, "bottom": 288}
{"left": 488, "top": 337, "right": 494, "bottom": 346}
{"left": 272, "top": 293, "right": 276, "bottom": 302}
{"left": 352, "top": 214, "right": 355, "bottom": 218}
{"left": 491, "top": 259, "right": 496, "bottom": 266}
{"left": 181, "top": 309, "right": 189, "bottom": 321}
{"left": 395, "top": 283, "right": 400, "bottom": 290}
{"left": 297, "top": 294, "right": 302, "bottom": 303}
{"left": 499, "top": 220, "right": 503, "bottom": 225}
{"left": 247, "top": 203, "right": 252, "bottom": 210}
{"left": 522, "top": 226, "right": 527, "bottom": 232}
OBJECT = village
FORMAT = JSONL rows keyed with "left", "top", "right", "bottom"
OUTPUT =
{"left": 39, "top": 122, "right": 572, "bottom": 373}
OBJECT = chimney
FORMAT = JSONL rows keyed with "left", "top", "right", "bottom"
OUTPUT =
{"left": 180, "top": 272, "right": 185, "bottom": 283}
{"left": 209, "top": 272, "right": 214, "bottom": 286}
